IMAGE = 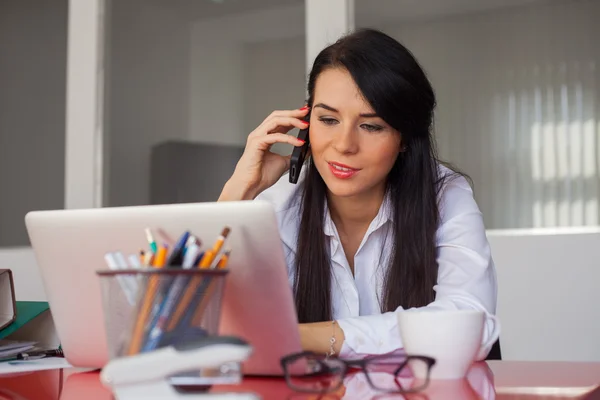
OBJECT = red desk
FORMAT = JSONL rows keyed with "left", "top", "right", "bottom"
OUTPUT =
{"left": 0, "top": 361, "right": 599, "bottom": 399}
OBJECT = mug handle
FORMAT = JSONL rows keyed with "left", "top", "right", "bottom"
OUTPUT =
{"left": 477, "top": 314, "right": 501, "bottom": 360}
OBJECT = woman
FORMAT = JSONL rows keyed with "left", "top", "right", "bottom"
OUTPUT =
{"left": 218, "top": 28, "right": 497, "bottom": 359}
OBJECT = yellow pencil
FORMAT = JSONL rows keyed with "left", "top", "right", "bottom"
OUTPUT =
{"left": 191, "top": 249, "right": 231, "bottom": 326}
{"left": 127, "top": 244, "right": 168, "bottom": 355}
{"left": 215, "top": 249, "right": 231, "bottom": 269}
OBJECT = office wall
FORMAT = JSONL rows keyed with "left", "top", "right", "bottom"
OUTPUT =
{"left": 0, "top": 0, "right": 67, "bottom": 246}
{"left": 0, "top": 0, "right": 67, "bottom": 301}
{"left": 105, "top": 0, "right": 191, "bottom": 207}
{"left": 188, "top": 4, "right": 305, "bottom": 147}
{"left": 379, "top": 0, "right": 600, "bottom": 229}
{"left": 242, "top": 37, "right": 307, "bottom": 156}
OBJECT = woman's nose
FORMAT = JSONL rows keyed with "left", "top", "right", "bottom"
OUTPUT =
{"left": 331, "top": 125, "right": 359, "bottom": 155}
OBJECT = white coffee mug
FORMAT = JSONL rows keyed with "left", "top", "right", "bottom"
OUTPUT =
{"left": 397, "top": 309, "right": 500, "bottom": 380}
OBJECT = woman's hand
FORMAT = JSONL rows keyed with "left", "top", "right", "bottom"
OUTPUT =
{"left": 299, "top": 322, "right": 345, "bottom": 355}
{"left": 218, "top": 107, "right": 310, "bottom": 201}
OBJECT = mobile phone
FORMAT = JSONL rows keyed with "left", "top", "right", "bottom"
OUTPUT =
{"left": 289, "top": 112, "right": 310, "bottom": 184}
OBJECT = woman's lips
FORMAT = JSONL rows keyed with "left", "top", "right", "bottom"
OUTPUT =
{"left": 327, "top": 162, "right": 360, "bottom": 179}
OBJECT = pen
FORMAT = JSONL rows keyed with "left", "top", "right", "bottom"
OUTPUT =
{"left": 142, "top": 234, "right": 196, "bottom": 349}
{"left": 166, "top": 227, "right": 230, "bottom": 332}
{"left": 16, "top": 348, "right": 64, "bottom": 360}
{"left": 165, "top": 231, "right": 190, "bottom": 266}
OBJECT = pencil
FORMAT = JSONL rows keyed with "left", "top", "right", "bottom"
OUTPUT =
{"left": 196, "top": 226, "right": 229, "bottom": 267}
{"left": 127, "top": 244, "right": 168, "bottom": 355}
{"left": 215, "top": 249, "right": 230, "bottom": 269}
{"left": 143, "top": 251, "right": 154, "bottom": 267}
{"left": 166, "top": 227, "right": 230, "bottom": 332}
{"left": 141, "top": 242, "right": 202, "bottom": 351}
{"left": 191, "top": 249, "right": 231, "bottom": 326}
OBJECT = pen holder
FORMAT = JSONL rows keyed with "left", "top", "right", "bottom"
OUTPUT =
{"left": 96, "top": 268, "right": 238, "bottom": 386}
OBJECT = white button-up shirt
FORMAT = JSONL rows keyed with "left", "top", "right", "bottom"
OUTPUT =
{"left": 256, "top": 165, "right": 498, "bottom": 359}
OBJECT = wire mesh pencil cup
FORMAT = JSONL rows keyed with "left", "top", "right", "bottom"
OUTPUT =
{"left": 96, "top": 268, "right": 229, "bottom": 361}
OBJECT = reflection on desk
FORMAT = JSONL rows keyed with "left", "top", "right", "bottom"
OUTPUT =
{"left": 0, "top": 369, "right": 62, "bottom": 400}
{"left": 60, "top": 371, "right": 111, "bottom": 400}
{"left": 211, "top": 362, "right": 495, "bottom": 400}
{"left": 0, "top": 360, "right": 599, "bottom": 400}
{"left": 313, "top": 361, "right": 494, "bottom": 400}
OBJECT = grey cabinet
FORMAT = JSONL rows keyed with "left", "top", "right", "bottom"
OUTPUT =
{"left": 150, "top": 141, "right": 244, "bottom": 205}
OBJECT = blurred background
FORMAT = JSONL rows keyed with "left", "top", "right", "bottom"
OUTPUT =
{"left": 0, "top": 0, "right": 598, "bottom": 361}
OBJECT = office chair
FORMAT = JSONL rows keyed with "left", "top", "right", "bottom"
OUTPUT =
{"left": 486, "top": 339, "right": 502, "bottom": 360}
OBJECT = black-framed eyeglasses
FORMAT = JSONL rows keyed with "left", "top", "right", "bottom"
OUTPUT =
{"left": 280, "top": 351, "right": 436, "bottom": 395}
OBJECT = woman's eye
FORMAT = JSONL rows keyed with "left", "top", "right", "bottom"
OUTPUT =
{"left": 361, "top": 124, "right": 384, "bottom": 133}
{"left": 319, "top": 117, "right": 338, "bottom": 126}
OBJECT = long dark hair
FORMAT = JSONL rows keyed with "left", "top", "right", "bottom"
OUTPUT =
{"left": 294, "top": 28, "right": 458, "bottom": 323}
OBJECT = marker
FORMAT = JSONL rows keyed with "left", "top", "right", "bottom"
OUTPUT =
{"left": 128, "top": 254, "right": 141, "bottom": 268}
{"left": 145, "top": 228, "right": 158, "bottom": 254}
{"left": 114, "top": 252, "right": 129, "bottom": 268}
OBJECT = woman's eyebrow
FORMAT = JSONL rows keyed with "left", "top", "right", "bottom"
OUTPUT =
{"left": 313, "top": 103, "right": 379, "bottom": 118}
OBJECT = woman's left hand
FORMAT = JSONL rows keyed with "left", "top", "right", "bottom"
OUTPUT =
{"left": 299, "top": 322, "right": 345, "bottom": 355}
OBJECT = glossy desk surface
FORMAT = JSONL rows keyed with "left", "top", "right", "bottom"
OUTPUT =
{"left": 0, "top": 361, "right": 599, "bottom": 399}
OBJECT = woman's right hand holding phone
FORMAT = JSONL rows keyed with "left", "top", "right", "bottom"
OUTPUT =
{"left": 218, "top": 106, "right": 310, "bottom": 201}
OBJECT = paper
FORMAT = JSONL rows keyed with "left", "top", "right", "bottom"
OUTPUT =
{"left": 0, "top": 340, "right": 36, "bottom": 358}
{"left": 0, "top": 357, "right": 71, "bottom": 375}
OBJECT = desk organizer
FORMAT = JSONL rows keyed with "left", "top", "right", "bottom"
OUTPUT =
{"left": 97, "top": 268, "right": 256, "bottom": 399}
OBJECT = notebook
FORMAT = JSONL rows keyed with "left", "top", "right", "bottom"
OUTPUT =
{"left": 0, "top": 270, "right": 16, "bottom": 332}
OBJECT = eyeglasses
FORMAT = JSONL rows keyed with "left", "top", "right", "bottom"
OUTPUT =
{"left": 280, "top": 351, "right": 436, "bottom": 395}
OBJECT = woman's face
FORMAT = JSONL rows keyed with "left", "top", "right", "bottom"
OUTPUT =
{"left": 309, "top": 68, "right": 402, "bottom": 199}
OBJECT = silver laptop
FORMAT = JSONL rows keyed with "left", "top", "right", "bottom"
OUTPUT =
{"left": 25, "top": 200, "right": 302, "bottom": 376}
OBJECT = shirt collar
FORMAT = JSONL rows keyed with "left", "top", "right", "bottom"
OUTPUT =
{"left": 323, "top": 191, "right": 394, "bottom": 238}
{"left": 276, "top": 186, "right": 394, "bottom": 253}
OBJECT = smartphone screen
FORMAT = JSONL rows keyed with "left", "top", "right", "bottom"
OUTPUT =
{"left": 289, "top": 112, "right": 311, "bottom": 184}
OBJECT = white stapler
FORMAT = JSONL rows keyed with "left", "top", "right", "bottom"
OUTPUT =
{"left": 101, "top": 336, "right": 260, "bottom": 400}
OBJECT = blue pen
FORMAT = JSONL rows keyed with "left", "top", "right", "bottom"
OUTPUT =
{"left": 165, "top": 231, "right": 190, "bottom": 266}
